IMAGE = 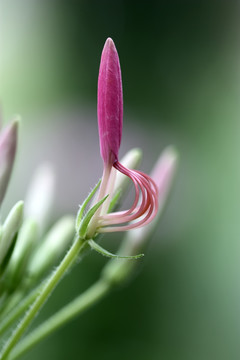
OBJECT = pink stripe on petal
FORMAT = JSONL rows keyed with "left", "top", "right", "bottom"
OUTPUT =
{"left": 98, "top": 38, "right": 123, "bottom": 166}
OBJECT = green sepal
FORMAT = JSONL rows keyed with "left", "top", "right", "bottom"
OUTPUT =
{"left": 75, "top": 180, "right": 101, "bottom": 231}
{"left": 108, "top": 189, "right": 122, "bottom": 213}
{"left": 78, "top": 195, "right": 108, "bottom": 239}
{"left": 88, "top": 239, "right": 144, "bottom": 260}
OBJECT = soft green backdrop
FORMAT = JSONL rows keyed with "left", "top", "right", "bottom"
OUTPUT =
{"left": 1, "top": 1, "right": 240, "bottom": 359}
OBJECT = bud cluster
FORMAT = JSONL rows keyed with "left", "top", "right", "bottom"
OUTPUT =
{"left": 0, "top": 131, "right": 75, "bottom": 308}
{"left": 0, "top": 38, "right": 178, "bottom": 360}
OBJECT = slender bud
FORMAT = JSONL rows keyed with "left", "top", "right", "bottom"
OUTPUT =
{"left": 0, "top": 119, "right": 18, "bottom": 206}
{"left": 5, "top": 219, "right": 38, "bottom": 290}
{"left": 98, "top": 38, "right": 123, "bottom": 166}
{"left": 0, "top": 106, "right": 3, "bottom": 130}
{"left": 124, "top": 146, "right": 178, "bottom": 250}
{"left": 26, "top": 216, "right": 75, "bottom": 282}
{"left": 25, "top": 163, "right": 55, "bottom": 236}
{"left": 0, "top": 201, "right": 24, "bottom": 268}
{"left": 151, "top": 146, "right": 178, "bottom": 213}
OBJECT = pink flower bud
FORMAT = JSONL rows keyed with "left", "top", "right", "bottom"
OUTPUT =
{"left": 97, "top": 38, "right": 123, "bottom": 166}
{"left": 0, "top": 120, "right": 18, "bottom": 205}
{"left": 88, "top": 38, "right": 160, "bottom": 237}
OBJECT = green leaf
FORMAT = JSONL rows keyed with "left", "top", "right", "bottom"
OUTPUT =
{"left": 88, "top": 239, "right": 144, "bottom": 260}
{"left": 78, "top": 195, "right": 108, "bottom": 238}
{"left": 75, "top": 180, "right": 101, "bottom": 232}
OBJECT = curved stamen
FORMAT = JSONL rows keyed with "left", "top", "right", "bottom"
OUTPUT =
{"left": 100, "top": 162, "right": 147, "bottom": 222}
{"left": 98, "top": 161, "right": 158, "bottom": 232}
{"left": 100, "top": 172, "right": 146, "bottom": 224}
{"left": 111, "top": 162, "right": 157, "bottom": 219}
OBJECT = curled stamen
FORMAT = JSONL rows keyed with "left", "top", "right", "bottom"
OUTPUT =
{"left": 98, "top": 161, "right": 158, "bottom": 232}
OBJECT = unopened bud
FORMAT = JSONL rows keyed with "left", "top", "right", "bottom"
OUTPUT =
{"left": 5, "top": 219, "right": 38, "bottom": 290}
{"left": 98, "top": 38, "right": 123, "bottom": 166}
{"left": 25, "top": 163, "right": 55, "bottom": 235}
{"left": 0, "top": 119, "right": 18, "bottom": 206}
{"left": 27, "top": 216, "right": 75, "bottom": 282}
{"left": 0, "top": 201, "right": 24, "bottom": 270}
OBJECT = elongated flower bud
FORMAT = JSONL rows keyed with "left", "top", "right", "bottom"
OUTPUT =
{"left": 27, "top": 216, "right": 75, "bottom": 282}
{"left": 5, "top": 219, "right": 38, "bottom": 290}
{"left": 98, "top": 38, "right": 123, "bottom": 166}
{"left": 0, "top": 201, "right": 24, "bottom": 269}
{"left": 87, "top": 38, "right": 159, "bottom": 238}
{"left": 25, "top": 163, "right": 55, "bottom": 235}
{"left": 0, "top": 120, "right": 18, "bottom": 206}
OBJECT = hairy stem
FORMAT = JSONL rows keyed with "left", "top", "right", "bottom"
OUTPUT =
{"left": 0, "top": 283, "right": 45, "bottom": 337}
{"left": 0, "top": 236, "right": 85, "bottom": 360}
{"left": 8, "top": 279, "right": 111, "bottom": 360}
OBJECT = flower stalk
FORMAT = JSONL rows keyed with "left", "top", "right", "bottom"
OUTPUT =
{"left": 0, "top": 235, "right": 85, "bottom": 360}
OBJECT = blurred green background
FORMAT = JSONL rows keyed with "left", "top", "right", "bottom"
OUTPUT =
{"left": 1, "top": 0, "right": 240, "bottom": 359}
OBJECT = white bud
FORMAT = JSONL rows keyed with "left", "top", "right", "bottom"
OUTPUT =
{"left": 25, "top": 163, "right": 55, "bottom": 235}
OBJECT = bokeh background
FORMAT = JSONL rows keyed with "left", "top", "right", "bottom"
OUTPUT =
{"left": 1, "top": 1, "right": 240, "bottom": 359}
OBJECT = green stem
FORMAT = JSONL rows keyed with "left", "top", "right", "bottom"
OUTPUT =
{"left": 0, "top": 236, "right": 85, "bottom": 360}
{"left": 9, "top": 279, "right": 111, "bottom": 360}
{"left": 0, "top": 283, "right": 44, "bottom": 337}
